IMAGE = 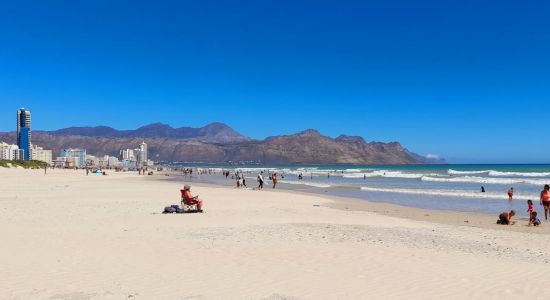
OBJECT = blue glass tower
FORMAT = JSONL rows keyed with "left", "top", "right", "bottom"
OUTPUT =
{"left": 19, "top": 127, "right": 30, "bottom": 160}
{"left": 17, "top": 108, "right": 31, "bottom": 161}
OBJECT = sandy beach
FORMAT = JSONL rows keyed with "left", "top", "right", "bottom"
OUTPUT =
{"left": 2, "top": 168, "right": 550, "bottom": 300}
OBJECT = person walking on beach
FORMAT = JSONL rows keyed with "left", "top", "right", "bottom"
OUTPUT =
{"left": 272, "top": 173, "right": 278, "bottom": 189}
{"left": 540, "top": 184, "right": 550, "bottom": 220}
{"left": 257, "top": 172, "right": 264, "bottom": 190}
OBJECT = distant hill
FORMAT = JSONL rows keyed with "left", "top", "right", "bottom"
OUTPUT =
{"left": 0, "top": 123, "right": 445, "bottom": 164}
{"left": 42, "top": 122, "right": 250, "bottom": 143}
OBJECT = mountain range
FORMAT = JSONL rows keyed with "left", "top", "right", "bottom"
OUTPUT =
{"left": 44, "top": 122, "right": 250, "bottom": 143}
{"left": 0, "top": 123, "right": 445, "bottom": 164}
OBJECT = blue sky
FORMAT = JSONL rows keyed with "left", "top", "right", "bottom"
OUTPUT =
{"left": 0, "top": 0, "right": 549, "bottom": 163}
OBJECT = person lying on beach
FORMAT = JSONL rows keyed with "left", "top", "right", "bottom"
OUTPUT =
{"left": 496, "top": 210, "right": 515, "bottom": 225}
{"left": 529, "top": 211, "right": 541, "bottom": 226}
{"left": 182, "top": 185, "right": 204, "bottom": 212}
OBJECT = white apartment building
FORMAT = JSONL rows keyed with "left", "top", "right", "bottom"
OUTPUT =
{"left": 0, "top": 142, "right": 22, "bottom": 161}
{"left": 31, "top": 145, "right": 52, "bottom": 165}
{"left": 120, "top": 149, "right": 135, "bottom": 160}
{"left": 60, "top": 148, "right": 87, "bottom": 167}
{"left": 119, "top": 142, "right": 149, "bottom": 167}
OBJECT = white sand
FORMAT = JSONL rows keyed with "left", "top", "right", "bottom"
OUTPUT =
{"left": 1, "top": 168, "right": 550, "bottom": 300}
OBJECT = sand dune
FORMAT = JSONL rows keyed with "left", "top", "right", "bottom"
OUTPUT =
{"left": 1, "top": 168, "right": 550, "bottom": 299}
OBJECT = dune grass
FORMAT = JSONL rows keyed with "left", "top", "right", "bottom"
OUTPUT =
{"left": 0, "top": 160, "right": 47, "bottom": 169}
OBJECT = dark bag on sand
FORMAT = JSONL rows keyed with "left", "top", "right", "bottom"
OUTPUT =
{"left": 163, "top": 206, "right": 176, "bottom": 214}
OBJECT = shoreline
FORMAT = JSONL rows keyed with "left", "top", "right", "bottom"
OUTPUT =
{"left": 162, "top": 174, "right": 550, "bottom": 235}
{"left": 164, "top": 164, "right": 550, "bottom": 219}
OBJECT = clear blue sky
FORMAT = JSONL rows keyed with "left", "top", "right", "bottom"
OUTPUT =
{"left": 0, "top": 0, "right": 548, "bottom": 163}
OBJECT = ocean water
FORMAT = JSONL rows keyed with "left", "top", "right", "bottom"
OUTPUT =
{"left": 168, "top": 164, "right": 550, "bottom": 217}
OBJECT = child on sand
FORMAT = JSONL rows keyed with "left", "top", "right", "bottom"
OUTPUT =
{"left": 496, "top": 210, "right": 515, "bottom": 225}
{"left": 527, "top": 199, "right": 535, "bottom": 216}
{"left": 529, "top": 211, "right": 542, "bottom": 226}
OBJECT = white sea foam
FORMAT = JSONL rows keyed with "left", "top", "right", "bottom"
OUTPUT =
{"left": 344, "top": 168, "right": 365, "bottom": 173}
{"left": 343, "top": 170, "right": 428, "bottom": 179}
{"left": 448, "top": 169, "right": 550, "bottom": 178}
{"left": 360, "top": 186, "right": 532, "bottom": 200}
{"left": 447, "top": 169, "right": 490, "bottom": 175}
{"left": 422, "top": 176, "right": 549, "bottom": 186}
{"left": 487, "top": 170, "right": 550, "bottom": 177}
{"left": 343, "top": 173, "right": 378, "bottom": 178}
{"left": 279, "top": 180, "right": 332, "bottom": 188}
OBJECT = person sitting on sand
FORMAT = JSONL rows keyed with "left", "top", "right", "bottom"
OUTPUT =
{"left": 182, "top": 185, "right": 203, "bottom": 212}
{"left": 497, "top": 210, "right": 515, "bottom": 225}
{"left": 529, "top": 211, "right": 541, "bottom": 226}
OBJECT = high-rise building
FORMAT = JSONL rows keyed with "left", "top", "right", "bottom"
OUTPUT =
{"left": 17, "top": 108, "right": 31, "bottom": 161}
{"left": 119, "top": 149, "right": 135, "bottom": 160}
{"left": 60, "top": 148, "right": 87, "bottom": 166}
{"left": 138, "top": 141, "right": 148, "bottom": 166}
{"left": 118, "top": 142, "right": 152, "bottom": 169}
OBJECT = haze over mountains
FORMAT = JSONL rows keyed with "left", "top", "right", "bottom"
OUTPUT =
{"left": 47, "top": 122, "right": 250, "bottom": 143}
{"left": 0, "top": 123, "right": 445, "bottom": 164}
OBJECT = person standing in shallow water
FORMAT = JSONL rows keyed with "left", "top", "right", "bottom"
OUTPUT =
{"left": 272, "top": 173, "right": 278, "bottom": 189}
{"left": 540, "top": 184, "right": 550, "bottom": 220}
{"left": 257, "top": 172, "right": 264, "bottom": 190}
{"left": 508, "top": 187, "right": 514, "bottom": 200}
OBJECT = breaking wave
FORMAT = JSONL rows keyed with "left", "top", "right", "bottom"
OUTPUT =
{"left": 422, "top": 176, "right": 548, "bottom": 186}
{"left": 448, "top": 169, "right": 550, "bottom": 178}
{"left": 360, "top": 186, "right": 532, "bottom": 200}
{"left": 279, "top": 180, "right": 332, "bottom": 188}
